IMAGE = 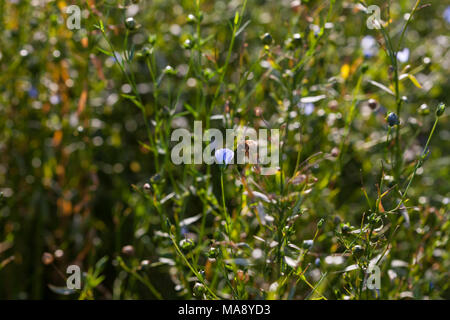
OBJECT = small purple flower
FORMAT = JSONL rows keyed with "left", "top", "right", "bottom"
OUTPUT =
{"left": 444, "top": 6, "right": 450, "bottom": 24}
{"left": 397, "top": 48, "right": 410, "bottom": 63}
{"left": 361, "top": 35, "right": 378, "bottom": 58}
{"left": 299, "top": 102, "right": 315, "bottom": 115}
{"left": 215, "top": 148, "right": 234, "bottom": 165}
{"left": 28, "top": 87, "right": 38, "bottom": 99}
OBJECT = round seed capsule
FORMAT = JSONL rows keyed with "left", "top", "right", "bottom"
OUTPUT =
{"left": 125, "top": 17, "right": 136, "bottom": 30}
{"left": 261, "top": 33, "right": 273, "bottom": 45}
{"left": 368, "top": 99, "right": 378, "bottom": 110}
{"left": 121, "top": 245, "right": 135, "bottom": 256}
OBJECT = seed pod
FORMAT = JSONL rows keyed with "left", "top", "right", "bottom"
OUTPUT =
{"left": 361, "top": 64, "right": 369, "bottom": 74}
{"left": 186, "top": 14, "right": 196, "bottom": 24}
{"left": 292, "top": 33, "right": 302, "bottom": 46}
{"left": 302, "top": 239, "right": 314, "bottom": 249}
{"left": 352, "top": 245, "right": 364, "bottom": 257}
{"left": 125, "top": 17, "right": 136, "bottom": 30}
{"left": 368, "top": 99, "right": 378, "bottom": 110}
{"left": 193, "top": 282, "right": 206, "bottom": 296}
{"left": 183, "top": 39, "right": 193, "bottom": 49}
{"left": 208, "top": 247, "right": 218, "bottom": 259}
{"left": 418, "top": 104, "right": 430, "bottom": 115}
{"left": 141, "top": 46, "right": 153, "bottom": 58}
{"left": 164, "top": 65, "right": 176, "bottom": 75}
{"left": 341, "top": 223, "right": 351, "bottom": 234}
{"left": 180, "top": 239, "right": 195, "bottom": 252}
{"left": 317, "top": 218, "right": 325, "bottom": 229}
{"left": 261, "top": 33, "right": 273, "bottom": 45}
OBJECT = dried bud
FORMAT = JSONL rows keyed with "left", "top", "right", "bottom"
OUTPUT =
{"left": 42, "top": 252, "right": 54, "bottom": 265}
{"left": 290, "top": 0, "right": 301, "bottom": 13}
{"left": 140, "top": 260, "right": 151, "bottom": 269}
{"left": 331, "top": 147, "right": 339, "bottom": 157}
{"left": 328, "top": 100, "right": 338, "bottom": 111}
{"left": 121, "top": 245, "right": 135, "bottom": 256}
{"left": 236, "top": 270, "right": 249, "bottom": 283}
{"left": 368, "top": 99, "right": 378, "bottom": 110}
{"left": 254, "top": 107, "right": 263, "bottom": 117}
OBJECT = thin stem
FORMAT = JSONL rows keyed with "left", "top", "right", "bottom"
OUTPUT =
{"left": 392, "top": 116, "right": 439, "bottom": 211}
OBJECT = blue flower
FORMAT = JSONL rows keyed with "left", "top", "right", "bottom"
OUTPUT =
{"left": 361, "top": 36, "right": 378, "bottom": 58}
{"left": 303, "top": 102, "right": 315, "bottom": 115}
{"left": 215, "top": 148, "right": 234, "bottom": 165}
{"left": 28, "top": 87, "right": 38, "bottom": 99}
{"left": 444, "top": 6, "right": 450, "bottom": 24}
{"left": 397, "top": 48, "right": 410, "bottom": 63}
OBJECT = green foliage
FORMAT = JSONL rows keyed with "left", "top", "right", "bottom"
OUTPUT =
{"left": 0, "top": 0, "right": 448, "bottom": 300}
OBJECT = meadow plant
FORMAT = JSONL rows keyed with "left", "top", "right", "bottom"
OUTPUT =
{"left": 0, "top": 0, "right": 448, "bottom": 300}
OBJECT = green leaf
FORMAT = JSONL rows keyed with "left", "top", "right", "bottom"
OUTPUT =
{"left": 407, "top": 74, "right": 422, "bottom": 89}
{"left": 96, "top": 47, "right": 113, "bottom": 57}
{"left": 121, "top": 94, "right": 144, "bottom": 111}
{"left": 183, "top": 103, "right": 198, "bottom": 117}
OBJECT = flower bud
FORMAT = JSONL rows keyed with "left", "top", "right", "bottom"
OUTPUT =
{"left": 292, "top": 33, "right": 302, "bottom": 46}
{"left": 125, "top": 17, "right": 136, "bottom": 30}
{"left": 141, "top": 46, "right": 153, "bottom": 58}
{"left": 164, "top": 65, "right": 177, "bottom": 76}
{"left": 148, "top": 34, "right": 157, "bottom": 45}
{"left": 418, "top": 104, "right": 429, "bottom": 115}
{"left": 193, "top": 282, "right": 206, "bottom": 296}
{"left": 387, "top": 112, "right": 399, "bottom": 127}
{"left": 183, "top": 39, "right": 193, "bottom": 49}
{"left": 352, "top": 245, "right": 363, "bottom": 257}
{"left": 208, "top": 247, "right": 219, "bottom": 259}
{"left": 261, "top": 33, "right": 273, "bottom": 45}
{"left": 436, "top": 102, "right": 446, "bottom": 117}
{"left": 302, "top": 239, "right": 314, "bottom": 249}
{"left": 180, "top": 238, "right": 195, "bottom": 252}
{"left": 121, "top": 245, "right": 135, "bottom": 256}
